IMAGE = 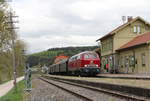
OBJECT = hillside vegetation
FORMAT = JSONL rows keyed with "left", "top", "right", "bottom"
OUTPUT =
{"left": 27, "top": 46, "right": 98, "bottom": 67}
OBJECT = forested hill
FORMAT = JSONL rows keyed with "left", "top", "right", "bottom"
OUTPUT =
{"left": 27, "top": 46, "right": 99, "bottom": 67}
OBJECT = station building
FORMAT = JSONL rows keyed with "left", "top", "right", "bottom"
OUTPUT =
{"left": 97, "top": 16, "right": 150, "bottom": 73}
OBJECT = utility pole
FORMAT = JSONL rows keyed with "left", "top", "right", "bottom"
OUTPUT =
{"left": 6, "top": 10, "right": 19, "bottom": 91}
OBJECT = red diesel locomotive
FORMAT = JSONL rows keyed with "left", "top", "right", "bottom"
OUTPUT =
{"left": 49, "top": 51, "right": 100, "bottom": 76}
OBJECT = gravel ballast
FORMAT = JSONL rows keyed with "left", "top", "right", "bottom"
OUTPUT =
{"left": 24, "top": 76, "right": 84, "bottom": 101}
{"left": 24, "top": 75, "right": 128, "bottom": 101}
{"left": 45, "top": 78, "right": 126, "bottom": 101}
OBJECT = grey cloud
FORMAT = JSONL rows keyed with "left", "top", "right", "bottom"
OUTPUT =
{"left": 13, "top": 0, "right": 150, "bottom": 53}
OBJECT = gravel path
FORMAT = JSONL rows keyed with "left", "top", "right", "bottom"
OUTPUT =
{"left": 0, "top": 76, "right": 24, "bottom": 98}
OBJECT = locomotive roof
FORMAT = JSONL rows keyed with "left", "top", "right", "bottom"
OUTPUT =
{"left": 78, "top": 51, "right": 96, "bottom": 55}
{"left": 71, "top": 51, "right": 97, "bottom": 57}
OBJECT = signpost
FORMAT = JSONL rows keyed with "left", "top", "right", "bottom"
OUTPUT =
{"left": 25, "top": 64, "right": 32, "bottom": 91}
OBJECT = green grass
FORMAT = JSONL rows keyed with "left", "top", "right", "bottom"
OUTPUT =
{"left": 0, "top": 80, "right": 25, "bottom": 101}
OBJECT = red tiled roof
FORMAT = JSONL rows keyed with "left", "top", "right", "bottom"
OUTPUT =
{"left": 117, "top": 32, "right": 150, "bottom": 51}
{"left": 54, "top": 55, "right": 69, "bottom": 64}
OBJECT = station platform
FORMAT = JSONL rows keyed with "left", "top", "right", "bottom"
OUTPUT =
{"left": 97, "top": 73, "right": 150, "bottom": 80}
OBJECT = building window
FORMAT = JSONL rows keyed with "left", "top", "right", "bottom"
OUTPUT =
{"left": 120, "top": 56, "right": 123, "bottom": 67}
{"left": 109, "top": 39, "right": 113, "bottom": 50}
{"left": 133, "top": 25, "right": 141, "bottom": 34}
{"left": 129, "top": 55, "right": 135, "bottom": 67}
{"left": 101, "top": 44, "right": 103, "bottom": 52}
{"left": 137, "top": 26, "right": 141, "bottom": 34}
{"left": 106, "top": 41, "right": 108, "bottom": 51}
{"left": 141, "top": 53, "right": 146, "bottom": 67}
{"left": 133, "top": 26, "right": 137, "bottom": 33}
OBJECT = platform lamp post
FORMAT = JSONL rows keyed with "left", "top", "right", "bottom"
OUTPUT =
{"left": 6, "top": 10, "right": 19, "bottom": 91}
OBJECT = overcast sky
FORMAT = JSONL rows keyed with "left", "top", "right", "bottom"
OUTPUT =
{"left": 10, "top": 0, "right": 150, "bottom": 53}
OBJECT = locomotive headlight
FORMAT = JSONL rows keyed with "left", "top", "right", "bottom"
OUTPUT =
{"left": 84, "top": 65, "right": 88, "bottom": 67}
{"left": 96, "top": 65, "right": 98, "bottom": 67}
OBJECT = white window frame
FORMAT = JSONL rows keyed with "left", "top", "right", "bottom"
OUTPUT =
{"left": 141, "top": 53, "right": 146, "bottom": 67}
{"left": 133, "top": 26, "right": 137, "bottom": 33}
{"left": 137, "top": 25, "right": 141, "bottom": 34}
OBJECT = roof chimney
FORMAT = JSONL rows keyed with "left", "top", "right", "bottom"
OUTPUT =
{"left": 122, "top": 16, "right": 126, "bottom": 24}
{"left": 127, "top": 16, "right": 133, "bottom": 22}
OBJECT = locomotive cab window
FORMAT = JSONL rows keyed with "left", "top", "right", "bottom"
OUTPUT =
{"left": 90, "top": 53, "right": 98, "bottom": 59}
{"left": 84, "top": 53, "right": 98, "bottom": 59}
{"left": 74, "top": 56, "right": 78, "bottom": 60}
{"left": 77, "top": 55, "right": 81, "bottom": 60}
{"left": 84, "top": 54, "right": 90, "bottom": 59}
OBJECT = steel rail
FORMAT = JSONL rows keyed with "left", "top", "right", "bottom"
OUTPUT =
{"left": 43, "top": 76, "right": 149, "bottom": 101}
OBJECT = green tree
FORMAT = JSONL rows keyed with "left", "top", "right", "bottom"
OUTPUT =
{"left": 0, "top": 1, "right": 26, "bottom": 83}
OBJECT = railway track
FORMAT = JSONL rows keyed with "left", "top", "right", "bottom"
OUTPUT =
{"left": 41, "top": 76, "right": 149, "bottom": 101}
{"left": 39, "top": 77, "right": 93, "bottom": 101}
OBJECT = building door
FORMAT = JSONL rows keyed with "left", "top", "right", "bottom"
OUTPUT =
{"left": 125, "top": 56, "right": 129, "bottom": 73}
{"left": 109, "top": 56, "right": 113, "bottom": 72}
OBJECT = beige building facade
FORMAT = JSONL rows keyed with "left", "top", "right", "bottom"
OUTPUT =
{"left": 118, "top": 44, "right": 150, "bottom": 73}
{"left": 97, "top": 17, "right": 150, "bottom": 73}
